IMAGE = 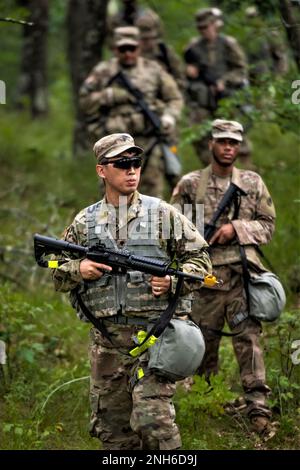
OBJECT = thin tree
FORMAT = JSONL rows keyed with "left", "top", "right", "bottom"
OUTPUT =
{"left": 66, "top": 0, "right": 109, "bottom": 157}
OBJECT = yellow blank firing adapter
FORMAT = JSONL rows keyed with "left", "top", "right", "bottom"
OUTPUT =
{"left": 203, "top": 274, "right": 222, "bottom": 287}
{"left": 48, "top": 260, "right": 59, "bottom": 268}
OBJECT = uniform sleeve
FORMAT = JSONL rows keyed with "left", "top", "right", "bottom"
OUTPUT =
{"left": 79, "top": 63, "right": 116, "bottom": 115}
{"left": 52, "top": 211, "right": 87, "bottom": 293}
{"left": 161, "top": 203, "right": 212, "bottom": 293}
{"left": 223, "top": 36, "right": 248, "bottom": 86}
{"left": 231, "top": 178, "right": 276, "bottom": 246}
{"left": 170, "top": 176, "right": 193, "bottom": 207}
{"left": 158, "top": 66, "right": 184, "bottom": 120}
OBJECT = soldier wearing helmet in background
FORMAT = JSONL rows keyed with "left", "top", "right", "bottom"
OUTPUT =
{"left": 243, "top": 5, "right": 288, "bottom": 84}
{"left": 79, "top": 26, "right": 183, "bottom": 198}
{"left": 136, "top": 9, "right": 185, "bottom": 90}
{"left": 184, "top": 8, "right": 251, "bottom": 167}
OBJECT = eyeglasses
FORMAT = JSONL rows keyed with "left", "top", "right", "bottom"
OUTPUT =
{"left": 102, "top": 157, "right": 142, "bottom": 170}
{"left": 117, "top": 45, "right": 138, "bottom": 53}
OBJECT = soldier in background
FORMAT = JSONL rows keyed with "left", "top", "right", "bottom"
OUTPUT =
{"left": 184, "top": 8, "right": 249, "bottom": 166}
{"left": 15, "top": 0, "right": 49, "bottom": 117}
{"left": 136, "top": 9, "right": 185, "bottom": 90}
{"left": 171, "top": 119, "right": 277, "bottom": 440}
{"left": 243, "top": 5, "right": 288, "bottom": 84}
{"left": 79, "top": 26, "right": 183, "bottom": 198}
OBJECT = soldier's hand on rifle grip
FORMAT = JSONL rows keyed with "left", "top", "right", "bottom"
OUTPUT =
{"left": 80, "top": 259, "right": 112, "bottom": 281}
{"left": 209, "top": 223, "right": 236, "bottom": 245}
{"left": 150, "top": 275, "right": 171, "bottom": 297}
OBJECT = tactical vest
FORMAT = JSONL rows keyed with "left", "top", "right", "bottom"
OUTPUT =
{"left": 73, "top": 195, "right": 192, "bottom": 319}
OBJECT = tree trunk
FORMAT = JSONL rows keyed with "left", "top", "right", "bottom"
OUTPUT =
{"left": 16, "top": 0, "right": 49, "bottom": 117}
{"left": 66, "top": 0, "right": 109, "bottom": 156}
{"left": 279, "top": 0, "right": 300, "bottom": 70}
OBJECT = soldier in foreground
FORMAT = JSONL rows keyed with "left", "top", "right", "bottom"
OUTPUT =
{"left": 52, "top": 133, "right": 211, "bottom": 450}
{"left": 79, "top": 26, "right": 183, "bottom": 198}
{"left": 171, "top": 120, "right": 277, "bottom": 439}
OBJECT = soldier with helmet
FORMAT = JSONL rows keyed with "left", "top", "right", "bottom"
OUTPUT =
{"left": 184, "top": 8, "right": 249, "bottom": 166}
{"left": 52, "top": 132, "right": 211, "bottom": 450}
{"left": 79, "top": 26, "right": 183, "bottom": 198}
{"left": 171, "top": 119, "right": 277, "bottom": 439}
{"left": 136, "top": 9, "right": 185, "bottom": 89}
{"left": 243, "top": 5, "right": 288, "bottom": 84}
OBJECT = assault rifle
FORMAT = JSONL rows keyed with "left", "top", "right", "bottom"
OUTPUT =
{"left": 107, "top": 70, "right": 182, "bottom": 179}
{"left": 204, "top": 182, "right": 247, "bottom": 242}
{"left": 34, "top": 234, "right": 219, "bottom": 287}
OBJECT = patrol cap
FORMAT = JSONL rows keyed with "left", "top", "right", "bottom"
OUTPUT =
{"left": 195, "top": 7, "right": 223, "bottom": 28}
{"left": 114, "top": 26, "right": 140, "bottom": 47}
{"left": 211, "top": 119, "right": 244, "bottom": 142}
{"left": 93, "top": 133, "right": 143, "bottom": 163}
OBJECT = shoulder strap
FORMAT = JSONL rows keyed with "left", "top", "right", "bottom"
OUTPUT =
{"left": 195, "top": 165, "right": 212, "bottom": 203}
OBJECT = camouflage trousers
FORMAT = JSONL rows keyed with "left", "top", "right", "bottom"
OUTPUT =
{"left": 191, "top": 266, "right": 271, "bottom": 419}
{"left": 89, "top": 325, "right": 181, "bottom": 450}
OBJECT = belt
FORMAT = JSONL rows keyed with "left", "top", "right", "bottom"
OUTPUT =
{"left": 103, "top": 314, "right": 149, "bottom": 327}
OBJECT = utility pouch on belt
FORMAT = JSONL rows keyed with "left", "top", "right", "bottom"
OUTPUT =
{"left": 147, "top": 318, "right": 205, "bottom": 382}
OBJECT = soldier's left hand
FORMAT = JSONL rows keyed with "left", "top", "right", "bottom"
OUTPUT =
{"left": 161, "top": 114, "right": 176, "bottom": 135}
{"left": 150, "top": 275, "right": 171, "bottom": 296}
{"left": 209, "top": 223, "right": 236, "bottom": 245}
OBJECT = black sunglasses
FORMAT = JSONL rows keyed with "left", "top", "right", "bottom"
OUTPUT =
{"left": 117, "top": 45, "right": 138, "bottom": 53}
{"left": 102, "top": 157, "right": 142, "bottom": 170}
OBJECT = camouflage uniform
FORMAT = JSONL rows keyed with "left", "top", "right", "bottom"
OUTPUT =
{"left": 171, "top": 123, "right": 276, "bottom": 421}
{"left": 242, "top": 6, "right": 288, "bottom": 84}
{"left": 79, "top": 27, "right": 183, "bottom": 198}
{"left": 184, "top": 8, "right": 249, "bottom": 166}
{"left": 53, "top": 132, "right": 211, "bottom": 450}
{"left": 136, "top": 9, "right": 185, "bottom": 90}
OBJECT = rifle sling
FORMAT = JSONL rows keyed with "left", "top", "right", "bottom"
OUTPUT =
{"left": 75, "top": 288, "right": 115, "bottom": 346}
{"left": 74, "top": 275, "right": 185, "bottom": 351}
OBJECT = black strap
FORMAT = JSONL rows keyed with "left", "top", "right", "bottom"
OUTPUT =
{"left": 256, "top": 246, "right": 276, "bottom": 273}
{"left": 239, "top": 245, "right": 251, "bottom": 312}
{"left": 133, "top": 276, "right": 185, "bottom": 348}
{"left": 74, "top": 276, "right": 185, "bottom": 350}
{"left": 75, "top": 288, "right": 115, "bottom": 346}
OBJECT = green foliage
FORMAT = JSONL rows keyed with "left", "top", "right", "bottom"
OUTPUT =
{"left": 176, "top": 374, "right": 236, "bottom": 420}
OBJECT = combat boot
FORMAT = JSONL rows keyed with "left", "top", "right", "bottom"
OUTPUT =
{"left": 224, "top": 396, "right": 248, "bottom": 416}
{"left": 250, "top": 416, "right": 278, "bottom": 441}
